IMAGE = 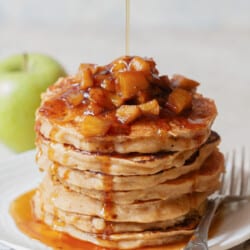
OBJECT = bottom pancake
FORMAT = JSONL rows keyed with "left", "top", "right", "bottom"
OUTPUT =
{"left": 33, "top": 191, "right": 206, "bottom": 234}
{"left": 32, "top": 204, "right": 200, "bottom": 249}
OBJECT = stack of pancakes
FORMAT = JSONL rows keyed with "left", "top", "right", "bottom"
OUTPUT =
{"left": 33, "top": 56, "right": 224, "bottom": 249}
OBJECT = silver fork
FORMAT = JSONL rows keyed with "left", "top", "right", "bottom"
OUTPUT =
{"left": 184, "top": 148, "right": 250, "bottom": 250}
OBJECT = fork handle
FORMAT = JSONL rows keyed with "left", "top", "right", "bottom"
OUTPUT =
{"left": 183, "top": 197, "right": 223, "bottom": 250}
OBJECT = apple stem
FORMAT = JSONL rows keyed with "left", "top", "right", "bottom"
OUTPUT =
{"left": 23, "top": 53, "right": 28, "bottom": 72}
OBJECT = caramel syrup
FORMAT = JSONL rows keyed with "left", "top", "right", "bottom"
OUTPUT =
{"left": 9, "top": 190, "right": 101, "bottom": 250}
{"left": 62, "top": 153, "right": 69, "bottom": 165}
{"left": 125, "top": 0, "right": 130, "bottom": 55}
{"left": 62, "top": 168, "right": 71, "bottom": 181}
{"left": 48, "top": 146, "right": 55, "bottom": 160}
{"left": 49, "top": 126, "right": 59, "bottom": 141}
{"left": 10, "top": 191, "right": 190, "bottom": 250}
{"left": 101, "top": 156, "right": 115, "bottom": 237}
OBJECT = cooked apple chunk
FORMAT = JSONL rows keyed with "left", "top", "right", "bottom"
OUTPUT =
{"left": 89, "top": 88, "right": 114, "bottom": 109}
{"left": 79, "top": 115, "right": 111, "bottom": 136}
{"left": 78, "top": 63, "right": 97, "bottom": 74}
{"left": 85, "top": 102, "right": 104, "bottom": 116}
{"left": 111, "top": 60, "right": 127, "bottom": 72}
{"left": 109, "top": 93, "right": 125, "bottom": 107}
{"left": 129, "top": 56, "right": 151, "bottom": 72}
{"left": 66, "top": 92, "right": 83, "bottom": 106}
{"left": 167, "top": 88, "right": 192, "bottom": 114}
{"left": 170, "top": 74, "right": 199, "bottom": 90}
{"left": 117, "top": 71, "right": 149, "bottom": 99}
{"left": 79, "top": 68, "right": 94, "bottom": 90}
{"left": 101, "top": 78, "right": 116, "bottom": 92}
{"left": 136, "top": 90, "right": 151, "bottom": 104}
{"left": 154, "top": 75, "right": 171, "bottom": 91}
{"left": 116, "top": 105, "right": 142, "bottom": 124}
{"left": 139, "top": 99, "right": 160, "bottom": 116}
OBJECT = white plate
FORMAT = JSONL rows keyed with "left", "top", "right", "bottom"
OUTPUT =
{"left": 0, "top": 151, "right": 249, "bottom": 250}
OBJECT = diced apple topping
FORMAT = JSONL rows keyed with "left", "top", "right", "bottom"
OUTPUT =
{"left": 170, "top": 74, "right": 199, "bottom": 90}
{"left": 78, "top": 64, "right": 97, "bottom": 74}
{"left": 101, "top": 78, "right": 116, "bottom": 92}
{"left": 56, "top": 56, "right": 200, "bottom": 137}
{"left": 80, "top": 115, "right": 111, "bottom": 136}
{"left": 147, "top": 74, "right": 171, "bottom": 92}
{"left": 66, "top": 92, "right": 83, "bottom": 106}
{"left": 167, "top": 88, "right": 192, "bottom": 114}
{"left": 89, "top": 88, "right": 114, "bottom": 109}
{"left": 139, "top": 99, "right": 160, "bottom": 116}
{"left": 136, "top": 90, "right": 151, "bottom": 104}
{"left": 109, "top": 93, "right": 125, "bottom": 107}
{"left": 116, "top": 105, "right": 142, "bottom": 124}
{"left": 129, "top": 56, "right": 151, "bottom": 72}
{"left": 117, "top": 71, "right": 149, "bottom": 99}
{"left": 85, "top": 102, "right": 104, "bottom": 116}
{"left": 111, "top": 60, "right": 128, "bottom": 72}
{"left": 79, "top": 68, "right": 94, "bottom": 90}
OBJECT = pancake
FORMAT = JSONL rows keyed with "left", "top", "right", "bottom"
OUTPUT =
{"left": 33, "top": 201, "right": 202, "bottom": 249}
{"left": 33, "top": 194, "right": 205, "bottom": 234}
{"left": 37, "top": 142, "right": 219, "bottom": 191}
{"left": 36, "top": 93, "right": 216, "bottom": 154}
{"left": 37, "top": 131, "right": 220, "bottom": 176}
{"left": 32, "top": 207, "right": 197, "bottom": 249}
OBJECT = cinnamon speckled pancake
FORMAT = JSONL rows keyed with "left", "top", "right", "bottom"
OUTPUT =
{"left": 33, "top": 200, "right": 199, "bottom": 249}
{"left": 40, "top": 213, "right": 196, "bottom": 249}
{"left": 33, "top": 210, "right": 202, "bottom": 249}
{"left": 37, "top": 144, "right": 219, "bottom": 192}
{"left": 33, "top": 193, "right": 206, "bottom": 234}
{"left": 37, "top": 131, "right": 219, "bottom": 176}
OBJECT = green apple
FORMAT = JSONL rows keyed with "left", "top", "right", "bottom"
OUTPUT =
{"left": 0, "top": 53, "right": 66, "bottom": 152}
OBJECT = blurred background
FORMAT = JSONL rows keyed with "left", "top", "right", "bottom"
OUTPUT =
{"left": 0, "top": 0, "right": 250, "bottom": 155}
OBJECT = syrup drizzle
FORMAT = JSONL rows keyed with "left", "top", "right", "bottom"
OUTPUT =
{"left": 48, "top": 145, "right": 55, "bottom": 160}
{"left": 62, "top": 153, "right": 69, "bottom": 165}
{"left": 49, "top": 126, "right": 59, "bottom": 141}
{"left": 100, "top": 156, "right": 115, "bottom": 238}
{"left": 62, "top": 168, "right": 71, "bottom": 181}
{"left": 125, "top": 0, "right": 130, "bottom": 55}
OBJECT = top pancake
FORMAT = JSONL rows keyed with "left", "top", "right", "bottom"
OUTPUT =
{"left": 35, "top": 56, "right": 217, "bottom": 153}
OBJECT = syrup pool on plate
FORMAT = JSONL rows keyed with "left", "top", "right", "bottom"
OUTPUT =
{"left": 9, "top": 190, "right": 187, "bottom": 250}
